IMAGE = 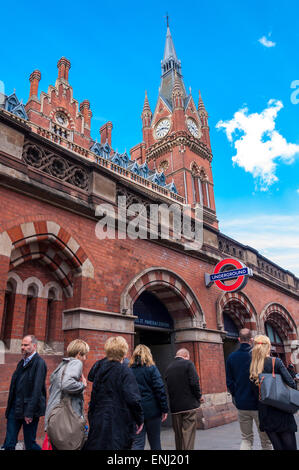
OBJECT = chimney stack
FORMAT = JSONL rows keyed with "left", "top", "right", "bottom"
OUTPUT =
{"left": 80, "top": 100, "right": 92, "bottom": 128}
{"left": 100, "top": 122, "right": 113, "bottom": 147}
{"left": 57, "top": 57, "right": 71, "bottom": 82}
{"left": 29, "top": 70, "right": 41, "bottom": 98}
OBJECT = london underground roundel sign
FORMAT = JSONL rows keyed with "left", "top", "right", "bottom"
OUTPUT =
{"left": 205, "top": 258, "right": 253, "bottom": 293}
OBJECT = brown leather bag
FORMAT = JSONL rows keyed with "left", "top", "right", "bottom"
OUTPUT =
{"left": 47, "top": 364, "right": 87, "bottom": 450}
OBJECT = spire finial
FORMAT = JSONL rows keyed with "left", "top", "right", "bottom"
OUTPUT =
{"left": 165, "top": 12, "right": 169, "bottom": 28}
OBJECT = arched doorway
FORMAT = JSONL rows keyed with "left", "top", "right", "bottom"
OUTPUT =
{"left": 265, "top": 321, "right": 285, "bottom": 363}
{"left": 0, "top": 220, "right": 94, "bottom": 352}
{"left": 121, "top": 267, "right": 205, "bottom": 426}
{"left": 222, "top": 312, "right": 239, "bottom": 365}
{"left": 217, "top": 292, "right": 258, "bottom": 366}
{"left": 133, "top": 290, "right": 175, "bottom": 382}
{"left": 261, "top": 303, "right": 298, "bottom": 366}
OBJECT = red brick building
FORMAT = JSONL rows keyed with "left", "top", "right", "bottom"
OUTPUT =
{"left": 0, "top": 26, "right": 298, "bottom": 441}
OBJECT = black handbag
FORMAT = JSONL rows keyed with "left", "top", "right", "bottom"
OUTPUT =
{"left": 258, "top": 357, "right": 299, "bottom": 414}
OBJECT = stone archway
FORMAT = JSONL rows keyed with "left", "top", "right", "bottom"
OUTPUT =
{"left": 217, "top": 291, "right": 258, "bottom": 367}
{"left": 217, "top": 291, "right": 258, "bottom": 334}
{"left": 261, "top": 303, "right": 298, "bottom": 366}
{"left": 0, "top": 220, "right": 94, "bottom": 350}
{"left": 120, "top": 266, "right": 206, "bottom": 329}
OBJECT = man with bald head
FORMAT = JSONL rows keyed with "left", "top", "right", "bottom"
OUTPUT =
{"left": 226, "top": 328, "right": 272, "bottom": 450}
{"left": 165, "top": 348, "right": 202, "bottom": 450}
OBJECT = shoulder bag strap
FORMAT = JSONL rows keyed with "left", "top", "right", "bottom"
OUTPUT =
{"left": 272, "top": 357, "right": 276, "bottom": 377}
{"left": 60, "top": 362, "right": 70, "bottom": 401}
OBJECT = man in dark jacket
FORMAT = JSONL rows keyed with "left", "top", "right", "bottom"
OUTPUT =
{"left": 165, "top": 348, "right": 202, "bottom": 450}
{"left": 3, "top": 335, "right": 47, "bottom": 450}
{"left": 226, "top": 328, "right": 272, "bottom": 450}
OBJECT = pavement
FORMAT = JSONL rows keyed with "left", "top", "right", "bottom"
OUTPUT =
{"left": 146, "top": 413, "right": 299, "bottom": 450}
{"left": 3, "top": 413, "right": 299, "bottom": 451}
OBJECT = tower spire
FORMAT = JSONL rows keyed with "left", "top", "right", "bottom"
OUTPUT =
{"left": 159, "top": 22, "right": 186, "bottom": 109}
{"left": 162, "top": 23, "right": 179, "bottom": 69}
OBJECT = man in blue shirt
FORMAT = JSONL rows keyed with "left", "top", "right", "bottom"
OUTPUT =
{"left": 226, "top": 328, "right": 272, "bottom": 450}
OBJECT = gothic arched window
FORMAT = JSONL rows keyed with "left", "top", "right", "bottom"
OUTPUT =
{"left": 23, "top": 285, "right": 38, "bottom": 337}
{"left": 45, "top": 288, "right": 57, "bottom": 345}
{"left": 1, "top": 280, "right": 16, "bottom": 344}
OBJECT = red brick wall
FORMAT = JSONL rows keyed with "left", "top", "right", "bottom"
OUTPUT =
{"left": 0, "top": 182, "right": 298, "bottom": 426}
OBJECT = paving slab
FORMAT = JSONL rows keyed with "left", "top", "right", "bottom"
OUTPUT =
{"left": 146, "top": 413, "right": 299, "bottom": 450}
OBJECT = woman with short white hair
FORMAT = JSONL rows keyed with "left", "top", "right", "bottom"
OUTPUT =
{"left": 44, "top": 338, "right": 89, "bottom": 448}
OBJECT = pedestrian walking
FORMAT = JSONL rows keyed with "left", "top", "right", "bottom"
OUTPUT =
{"left": 2, "top": 335, "right": 47, "bottom": 450}
{"left": 250, "top": 335, "right": 298, "bottom": 450}
{"left": 165, "top": 348, "right": 202, "bottom": 450}
{"left": 84, "top": 336, "right": 144, "bottom": 450}
{"left": 44, "top": 339, "right": 89, "bottom": 449}
{"left": 226, "top": 328, "right": 272, "bottom": 450}
{"left": 129, "top": 344, "right": 168, "bottom": 450}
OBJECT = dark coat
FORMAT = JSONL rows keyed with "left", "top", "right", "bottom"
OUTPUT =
{"left": 252, "top": 356, "right": 297, "bottom": 433}
{"left": 130, "top": 364, "right": 169, "bottom": 420}
{"left": 84, "top": 358, "right": 144, "bottom": 450}
{"left": 226, "top": 343, "right": 258, "bottom": 410}
{"left": 5, "top": 353, "right": 47, "bottom": 419}
{"left": 165, "top": 357, "right": 201, "bottom": 413}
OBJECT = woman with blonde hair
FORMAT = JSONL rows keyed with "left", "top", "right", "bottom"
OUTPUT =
{"left": 84, "top": 336, "right": 144, "bottom": 450}
{"left": 250, "top": 335, "right": 297, "bottom": 450}
{"left": 129, "top": 344, "right": 168, "bottom": 450}
{"left": 44, "top": 339, "right": 89, "bottom": 448}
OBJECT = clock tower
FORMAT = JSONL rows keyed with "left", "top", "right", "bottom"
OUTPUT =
{"left": 130, "top": 24, "right": 218, "bottom": 230}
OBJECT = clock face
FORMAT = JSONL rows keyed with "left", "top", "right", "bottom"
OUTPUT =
{"left": 56, "top": 112, "right": 68, "bottom": 126}
{"left": 155, "top": 119, "right": 170, "bottom": 139}
{"left": 187, "top": 118, "right": 200, "bottom": 138}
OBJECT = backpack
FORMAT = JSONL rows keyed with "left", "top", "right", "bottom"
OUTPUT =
{"left": 47, "top": 363, "right": 87, "bottom": 450}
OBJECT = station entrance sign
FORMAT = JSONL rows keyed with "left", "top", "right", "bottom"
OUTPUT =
{"left": 205, "top": 258, "right": 253, "bottom": 292}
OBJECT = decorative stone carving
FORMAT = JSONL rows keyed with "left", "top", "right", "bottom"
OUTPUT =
{"left": 22, "top": 141, "right": 89, "bottom": 190}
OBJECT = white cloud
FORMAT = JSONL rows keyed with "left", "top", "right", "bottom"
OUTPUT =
{"left": 216, "top": 100, "right": 299, "bottom": 190}
{"left": 220, "top": 214, "right": 299, "bottom": 277}
{"left": 258, "top": 36, "right": 276, "bottom": 48}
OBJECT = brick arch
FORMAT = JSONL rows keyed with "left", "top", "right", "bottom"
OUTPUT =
{"left": 6, "top": 272, "right": 23, "bottom": 294}
{"left": 43, "top": 281, "right": 63, "bottom": 301}
{"left": 49, "top": 107, "right": 76, "bottom": 130}
{"left": 22, "top": 277, "right": 44, "bottom": 298}
{"left": 0, "top": 221, "right": 94, "bottom": 298}
{"left": 260, "top": 303, "right": 297, "bottom": 341}
{"left": 217, "top": 291, "right": 258, "bottom": 333}
{"left": 120, "top": 267, "right": 206, "bottom": 327}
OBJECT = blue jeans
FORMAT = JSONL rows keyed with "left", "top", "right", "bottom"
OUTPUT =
{"left": 3, "top": 407, "right": 41, "bottom": 450}
{"left": 132, "top": 416, "right": 162, "bottom": 450}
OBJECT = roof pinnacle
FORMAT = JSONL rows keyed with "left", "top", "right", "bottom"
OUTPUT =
{"left": 142, "top": 91, "right": 152, "bottom": 115}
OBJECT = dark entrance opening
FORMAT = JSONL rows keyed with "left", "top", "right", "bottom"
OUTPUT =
{"left": 223, "top": 312, "right": 239, "bottom": 366}
{"left": 133, "top": 291, "right": 175, "bottom": 427}
{"left": 265, "top": 321, "right": 286, "bottom": 364}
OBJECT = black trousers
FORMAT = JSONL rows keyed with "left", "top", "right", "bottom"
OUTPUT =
{"left": 266, "top": 431, "right": 297, "bottom": 450}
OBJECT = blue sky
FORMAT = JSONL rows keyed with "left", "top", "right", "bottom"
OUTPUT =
{"left": 1, "top": 0, "right": 299, "bottom": 276}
